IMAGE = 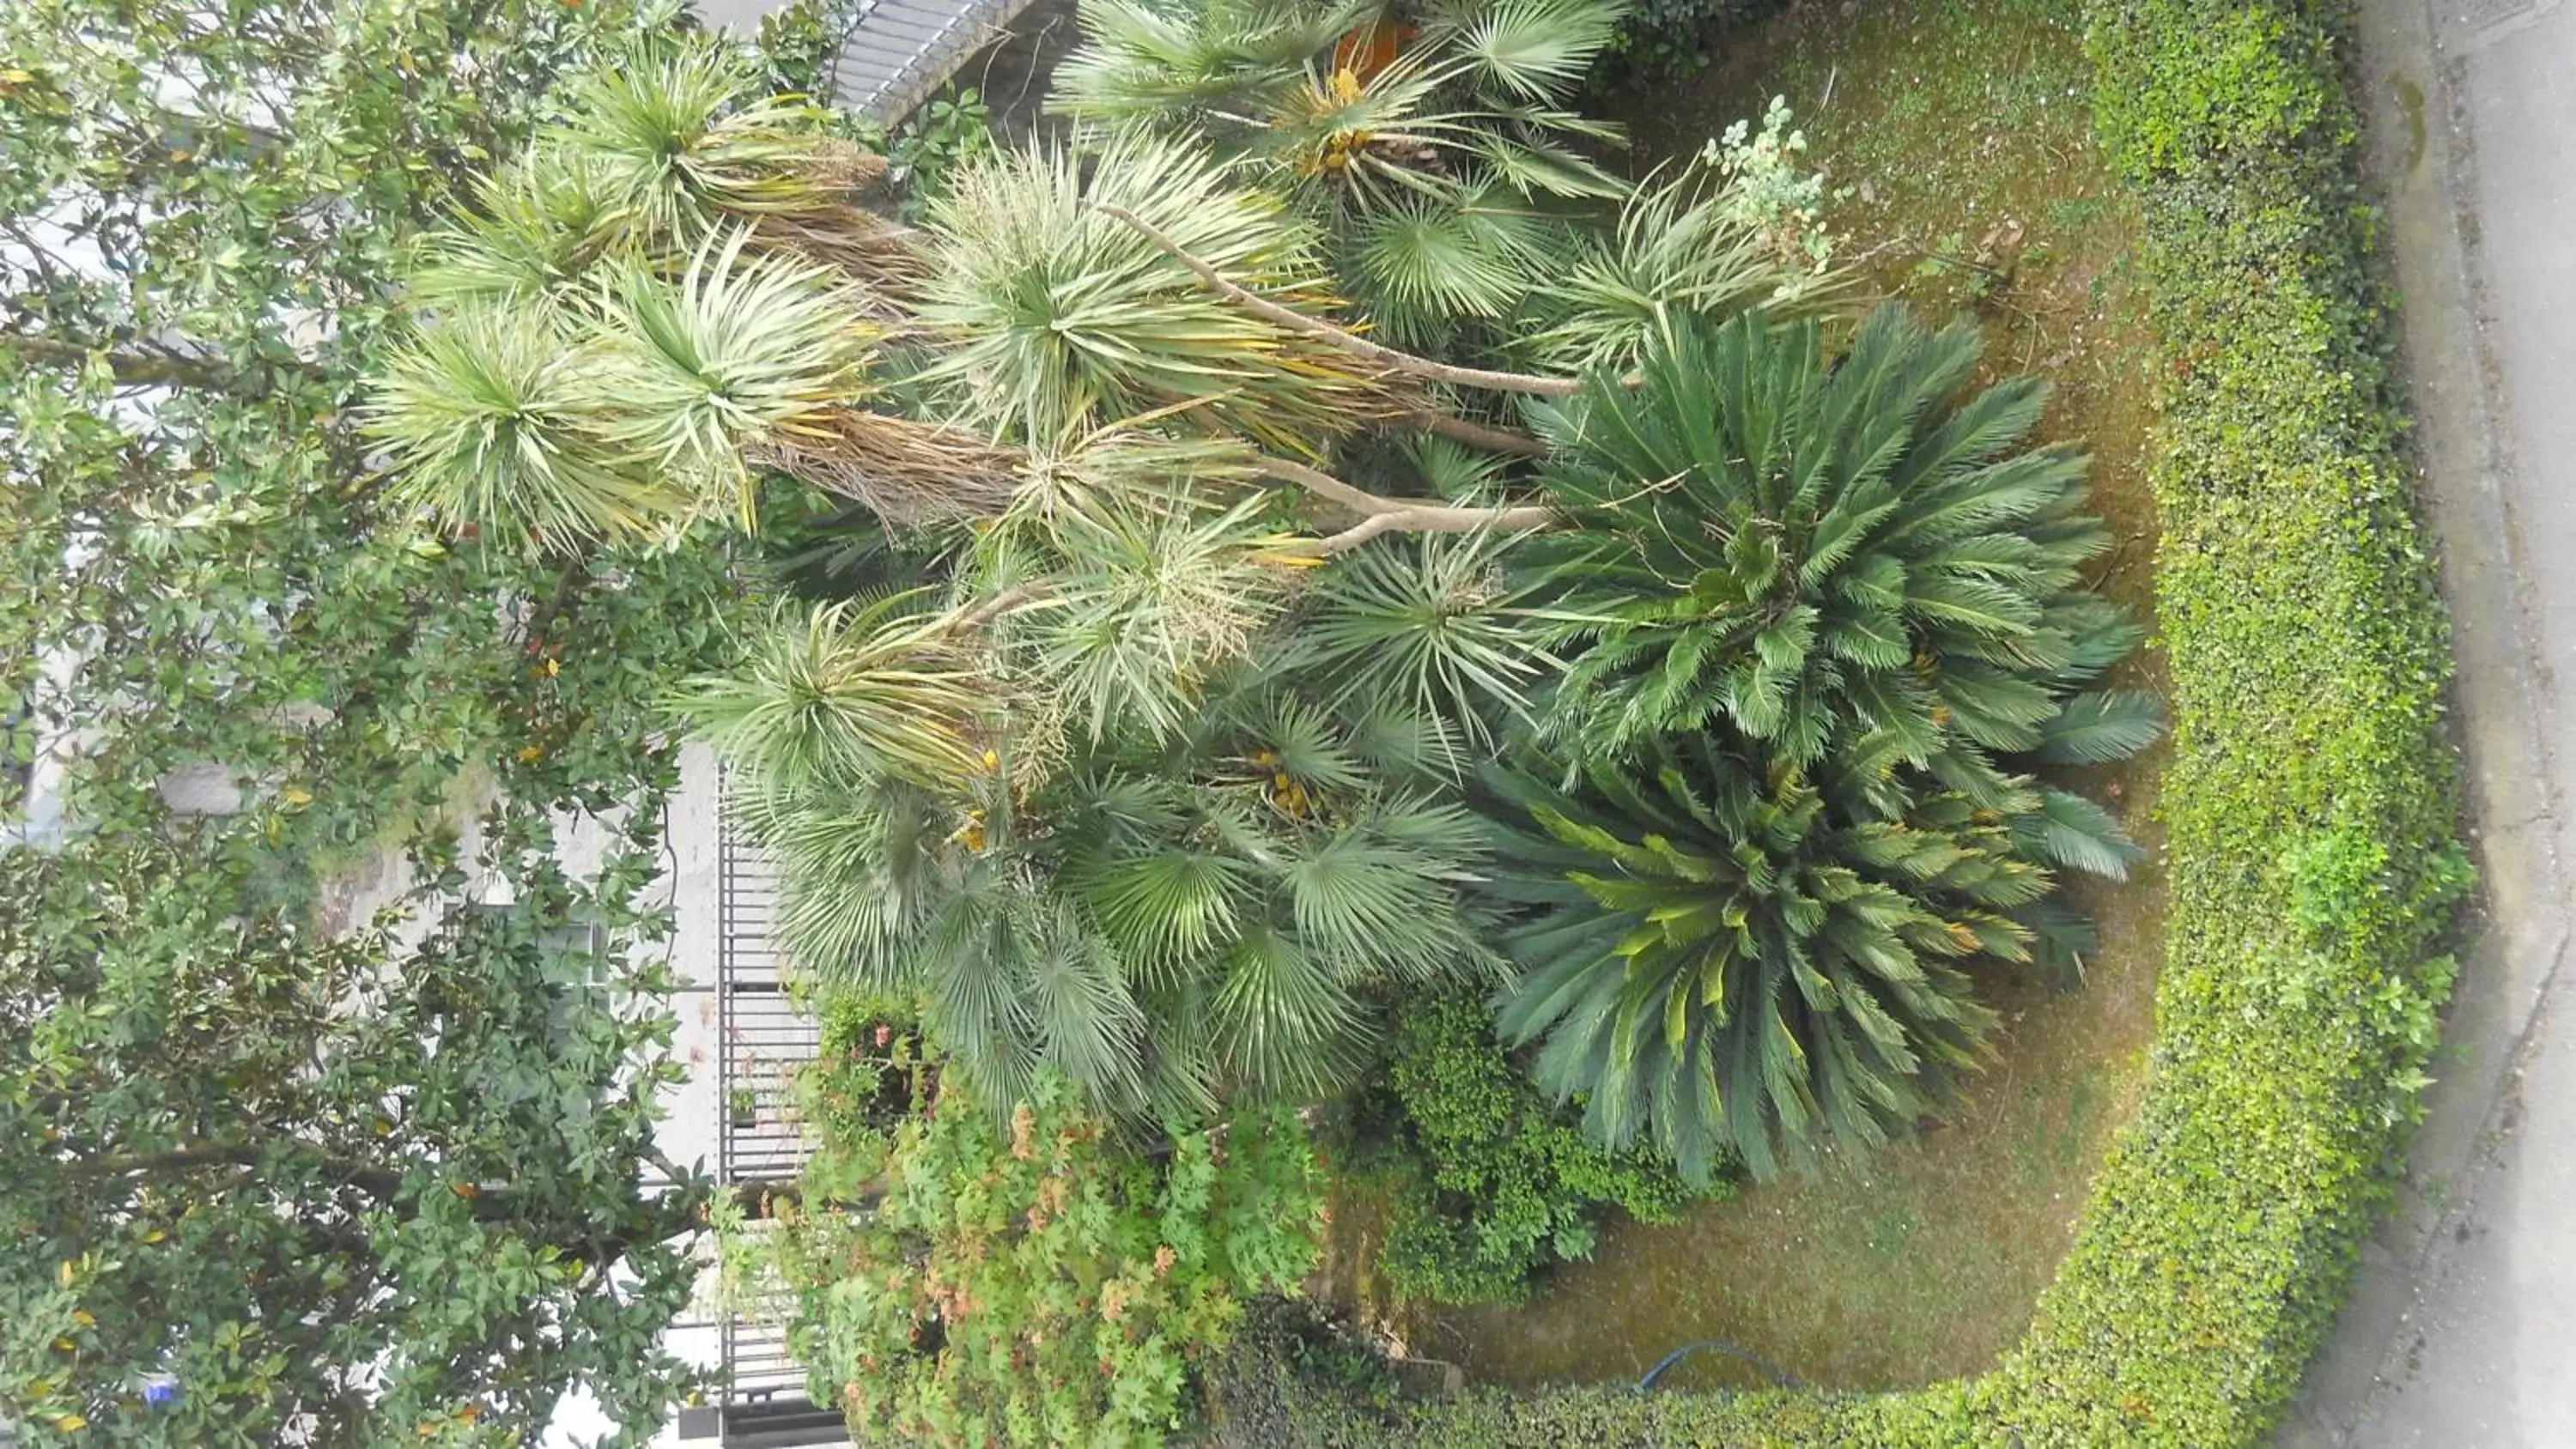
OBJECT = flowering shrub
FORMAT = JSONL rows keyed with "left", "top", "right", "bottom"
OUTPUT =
{"left": 750, "top": 1075, "right": 1326, "bottom": 1447}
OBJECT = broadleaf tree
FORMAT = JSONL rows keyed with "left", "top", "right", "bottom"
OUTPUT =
{"left": 0, "top": 0, "right": 763, "bottom": 1439}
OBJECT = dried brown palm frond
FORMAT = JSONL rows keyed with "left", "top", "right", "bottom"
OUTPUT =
{"left": 749, "top": 406, "right": 1024, "bottom": 525}
{"left": 748, "top": 205, "right": 927, "bottom": 309}
{"left": 801, "top": 137, "right": 893, "bottom": 197}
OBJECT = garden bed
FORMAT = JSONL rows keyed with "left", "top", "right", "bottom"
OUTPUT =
{"left": 1358, "top": 0, "right": 2172, "bottom": 1393}
{"left": 1288, "top": 0, "right": 2470, "bottom": 1440}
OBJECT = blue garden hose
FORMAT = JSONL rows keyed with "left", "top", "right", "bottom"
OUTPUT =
{"left": 1637, "top": 1339, "right": 1803, "bottom": 1392}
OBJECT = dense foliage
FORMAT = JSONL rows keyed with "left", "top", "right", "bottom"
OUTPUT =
{"left": 0, "top": 822, "right": 702, "bottom": 1444}
{"left": 1370, "top": 991, "right": 1698, "bottom": 1306}
{"left": 1274, "top": 0, "right": 2467, "bottom": 1440}
{"left": 749, "top": 1075, "right": 1326, "bottom": 1448}
{"left": 1489, "top": 308, "right": 2148, "bottom": 1179}
{"left": 0, "top": 0, "right": 755, "bottom": 1437}
{"left": 368, "top": 4, "right": 2136, "bottom": 1205}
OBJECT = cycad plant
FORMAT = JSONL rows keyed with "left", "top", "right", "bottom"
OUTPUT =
{"left": 1526, "top": 305, "right": 2159, "bottom": 807}
{"left": 1484, "top": 305, "right": 2156, "bottom": 1178}
{"left": 1484, "top": 739, "right": 2048, "bottom": 1182}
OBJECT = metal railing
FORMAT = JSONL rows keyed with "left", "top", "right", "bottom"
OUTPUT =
{"left": 677, "top": 792, "right": 843, "bottom": 1447}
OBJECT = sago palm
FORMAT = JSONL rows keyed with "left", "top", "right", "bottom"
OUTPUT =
{"left": 1484, "top": 737, "right": 2052, "bottom": 1182}
{"left": 1526, "top": 305, "right": 2159, "bottom": 808}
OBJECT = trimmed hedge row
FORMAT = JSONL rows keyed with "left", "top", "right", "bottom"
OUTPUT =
{"left": 1289, "top": 0, "right": 2470, "bottom": 1443}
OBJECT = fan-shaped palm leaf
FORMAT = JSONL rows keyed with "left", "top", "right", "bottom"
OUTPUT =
{"left": 1419, "top": 0, "right": 1627, "bottom": 101}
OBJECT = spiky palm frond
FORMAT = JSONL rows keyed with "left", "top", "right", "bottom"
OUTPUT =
{"left": 408, "top": 151, "right": 629, "bottom": 311}
{"left": 1522, "top": 160, "right": 1850, "bottom": 374}
{"left": 592, "top": 227, "right": 876, "bottom": 526}
{"left": 556, "top": 36, "right": 835, "bottom": 246}
{"left": 1418, "top": 0, "right": 1628, "bottom": 102}
{"left": 1295, "top": 530, "right": 1554, "bottom": 752}
{"left": 911, "top": 134, "right": 1392, "bottom": 447}
{"left": 1002, "top": 498, "right": 1289, "bottom": 746}
{"left": 1485, "top": 738, "right": 2038, "bottom": 1181}
{"left": 365, "top": 305, "right": 677, "bottom": 549}
{"left": 675, "top": 592, "right": 993, "bottom": 792}
{"left": 1526, "top": 306, "right": 2147, "bottom": 809}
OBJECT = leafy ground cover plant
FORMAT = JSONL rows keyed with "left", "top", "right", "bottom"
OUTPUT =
{"left": 745, "top": 1072, "right": 1326, "bottom": 1448}
{"left": 1364, "top": 990, "right": 1701, "bottom": 1306}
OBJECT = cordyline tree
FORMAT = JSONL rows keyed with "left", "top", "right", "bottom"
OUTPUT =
{"left": 0, "top": 0, "right": 768, "bottom": 1440}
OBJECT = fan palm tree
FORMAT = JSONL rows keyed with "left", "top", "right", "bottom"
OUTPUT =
{"left": 1051, "top": 0, "right": 1629, "bottom": 347}
{"left": 712, "top": 659, "right": 1498, "bottom": 1121}
{"left": 1525, "top": 305, "right": 2159, "bottom": 810}
{"left": 1484, "top": 737, "right": 2055, "bottom": 1182}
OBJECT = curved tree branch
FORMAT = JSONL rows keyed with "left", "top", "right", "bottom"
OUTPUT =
{"left": 1405, "top": 407, "right": 1550, "bottom": 458}
{"left": 1251, "top": 456, "right": 1560, "bottom": 555}
{"left": 1091, "top": 202, "right": 1583, "bottom": 398}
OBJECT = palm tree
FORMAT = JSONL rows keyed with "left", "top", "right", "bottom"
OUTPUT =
{"left": 714, "top": 655, "right": 1499, "bottom": 1121}
{"left": 1483, "top": 737, "right": 2049, "bottom": 1182}
{"left": 908, "top": 132, "right": 1394, "bottom": 448}
{"left": 1050, "top": 0, "right": 1630, "bottom": 347}
{"left": 1524, "top": 305, "right": 2160, "bottom": 812}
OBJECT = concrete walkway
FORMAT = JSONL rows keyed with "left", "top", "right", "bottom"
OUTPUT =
{"left": 2281, "top": 0, "right": 2576, "bottom": 1444}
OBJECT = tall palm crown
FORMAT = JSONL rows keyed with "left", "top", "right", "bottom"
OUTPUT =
{"left": 1525, "top": 306, "right": 2156, "bottom": 803}
{"left": 1051, "top": 0, "right": 1630, "bottom": 346}
{"left": 1485, "top": 739, "right": 2050, "bottom": 1182}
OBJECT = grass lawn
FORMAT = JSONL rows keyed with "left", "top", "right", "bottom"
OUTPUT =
{"left": 1383, "top": 0, "right": 2171, "bottom": 1391}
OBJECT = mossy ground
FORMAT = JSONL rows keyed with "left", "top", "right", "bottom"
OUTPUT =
{"left": 1376, "top": 0, "right": 2172, "bottom": 1391}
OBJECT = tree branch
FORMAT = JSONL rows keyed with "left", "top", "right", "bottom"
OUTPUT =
{"left": 1405, "top": 407, "right": 1550, "bottom": 458}
{"left": 1250, "top": 456, "right": 1560, "bottom": 555}
{"left": 1091, "top": 202, "right": 1583, "bottom": 398}
{"left": 950, "top": 580, "right": 1055, "bottom": 633}
{"left": 1285, "top": 503, "right": 1560, "bottom": 557}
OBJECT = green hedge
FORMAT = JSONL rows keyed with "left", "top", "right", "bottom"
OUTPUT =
{"left": 1293, "top": 0, "right": 2470, "bottom": 1442}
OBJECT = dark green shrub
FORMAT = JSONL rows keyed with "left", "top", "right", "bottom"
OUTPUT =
{"left": 1370, "top": 991, "right": 1701, "bottom": 1306}
{"left": 1607, "top": 0, "right": 1794, "bottom": 78}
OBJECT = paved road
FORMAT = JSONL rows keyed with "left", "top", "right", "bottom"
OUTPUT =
{"left": 2281, "top": 0, "right": 2576, "bottom": 1445}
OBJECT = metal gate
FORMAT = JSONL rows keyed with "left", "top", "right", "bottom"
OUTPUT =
{"left": 674, "top": 797, "right": 844, "bottom": 1447}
